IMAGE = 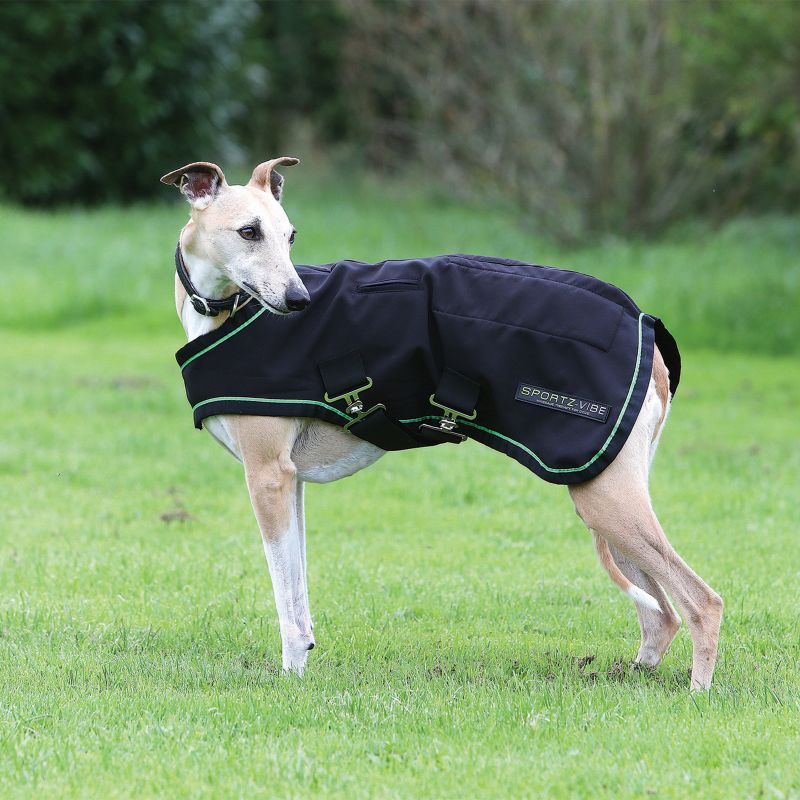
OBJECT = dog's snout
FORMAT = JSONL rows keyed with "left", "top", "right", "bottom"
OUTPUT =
{"left": 285, "top": 285, "right": 311, "bottom": 312}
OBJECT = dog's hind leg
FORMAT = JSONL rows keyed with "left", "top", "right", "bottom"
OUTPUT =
{"left": 235, "top": 416, "right": 315, "bottom": 673}
{"left": 604, "top": 537, "right": 681, "bottom": 667}
{"left": 591, "top": 525, "right": 681, "bottom": 666}
{"left": 591, "top": 528, "right": 662, "bottom": 613}
{"left": 570, "top": 415, "right": 722, "bottom": 689}
{"left": 579, "top": 369, "right": 680, "bottom": 668}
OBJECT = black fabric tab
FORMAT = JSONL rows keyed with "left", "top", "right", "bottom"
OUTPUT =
{"left": 433, "top": 368, "right": 480, "bottom": 415}
{"left": 346, "top": 408, "right": 433, "bottom": 451}
{"left": 318, "top": 352, "right": 368, "bottom": 398}
{"left": 415, "top": 424, "right": 467, "bottom": 445}
{"left": 653, "top": 317, "right": 681, "bottom": 396}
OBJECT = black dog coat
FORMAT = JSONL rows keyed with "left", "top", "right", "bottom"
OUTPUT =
{"left": 176, "top": 255, "right": 680, "bottom": 485}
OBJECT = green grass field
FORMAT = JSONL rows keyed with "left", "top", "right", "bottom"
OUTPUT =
{"left": 1, "top": 182, "right": 799, "bottom": 798}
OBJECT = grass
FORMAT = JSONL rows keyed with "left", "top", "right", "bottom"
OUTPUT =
{"left": 2, "top": 171, "right": 799, "bottom": 354}
{"left": 1, "top": 179, "right": 799, "bottom": 798}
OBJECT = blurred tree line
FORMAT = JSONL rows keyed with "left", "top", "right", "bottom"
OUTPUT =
{"left": 1, "top": 0, "right": 797, "bottom": 239}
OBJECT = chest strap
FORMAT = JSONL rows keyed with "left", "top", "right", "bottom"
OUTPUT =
{"left": 319, "top": 352, "right": 421, "bottom": 450}
{"left": 318, "top": 354, "right": 480, "bottom": 451}
{"left": 417, "top": 368, "right": 480, "bottom": 444}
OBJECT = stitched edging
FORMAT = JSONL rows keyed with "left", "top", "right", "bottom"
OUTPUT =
{"left": 180, "top": 307, "right": 268, "bottom": 370}
{"left": 400, "top": 313, "right": 645, "bottom": 474}
{"left": 192, "top": 396, "right": 352, "bottom": 421}
{"left": 431, "top": 305, "right": 621, "bottom": 352}
{"left": 446, "top": 255, "right": 629, "bottom": 307}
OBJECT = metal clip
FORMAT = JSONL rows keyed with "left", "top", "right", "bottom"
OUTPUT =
{"left": 324, "top": 377, "right": 374, "bottom": 416}
{"left": 325, "top": 376, "right": 385, "bottom": 431}
{"left": 427, "top": 393, "right": 477, "bottom": 426}
{"left": 343, "top": 402, "right": 386, "bottom": 431}
{"left": 418, "top": 394, "right": 477, "bottom": 443}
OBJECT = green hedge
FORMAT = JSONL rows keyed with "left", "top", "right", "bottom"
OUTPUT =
{"left": 0, "top": 0, "right": 251, "bottom": 205}
{"left": 1, "top": 0, "right": 797, "bottom": 240}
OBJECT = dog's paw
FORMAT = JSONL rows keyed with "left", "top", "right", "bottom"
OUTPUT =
{"left": 281, "top": 630, "right": 315, "bottom": 675}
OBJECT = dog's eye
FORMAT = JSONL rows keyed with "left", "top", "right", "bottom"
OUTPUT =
{"left": 289, "top": 229, "right": 296, "bottom": 246}
{"left": 238, "top": 226, "right": 259, "bottom": 241}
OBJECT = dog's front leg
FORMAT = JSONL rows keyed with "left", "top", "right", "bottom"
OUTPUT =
{"left": 247, "top": 460, "right": 315, "bottom": 672}
{"left": 238, "top": 422, "right": 314, "bottom": 673}
{"left": 295, "top": 480, "right": 313, "bottom": 634}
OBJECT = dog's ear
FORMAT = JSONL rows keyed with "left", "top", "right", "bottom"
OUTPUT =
{"left": 160, "top": 162, "right": 227, "bottom": 209}
{"left": 248, "top": 156, "right": 300, "bottom": 202}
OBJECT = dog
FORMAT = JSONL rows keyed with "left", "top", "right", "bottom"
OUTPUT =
{"left": 161, "top": 157, "right": 723, "bottom": 690}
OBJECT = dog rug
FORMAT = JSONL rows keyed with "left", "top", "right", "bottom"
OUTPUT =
{"left": 175, "top": 254, "right": 680, "bottom": 485}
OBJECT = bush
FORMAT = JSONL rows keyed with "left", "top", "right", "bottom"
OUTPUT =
{"left": 1, "top": 0, "right": 797, "bottom": 238}
{"left": 338, "top": 0, "right": 800, "bottom": 240}
{"left": 675, "top": 0, "right": 800, "bottom": 218}
{"left": 0, "top": 0, "right": 253, "bottom": 205}
{"left": 237, "top": 0, "right": 350, "bottom": 156}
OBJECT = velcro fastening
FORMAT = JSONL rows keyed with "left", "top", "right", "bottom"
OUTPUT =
{"left": 318, "top": 352, "right": 368, "bottom": 399}
{"left": 432, "top": 368, "right": 480, "bottom": 416}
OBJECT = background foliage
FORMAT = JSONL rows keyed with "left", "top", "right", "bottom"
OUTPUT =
{"left": 0, "top": 0, "right": 798, "bottom": 238}
{"left": 343, "top": 0, "right": 800, "bottom": 239}
{"left": 0, "top": 0, "right": 253, "bottom": 205}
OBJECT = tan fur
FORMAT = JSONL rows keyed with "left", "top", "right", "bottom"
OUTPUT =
{"left": 569, "top": 380, "right": 723, "bottom": 689}
{"left": 586, "top": 351, "right": 687, "bottom": 670}
{"left": 231, "top": 415, "right": 315, "bottom": 660}
{"left": 167, "top": 158, "right": 305, "bottom": 317}
{"left": 593, "top": 530, "right": 637, "bottom": 596}
{"left": 605, "top": 541, "right": 682, "bottom": 668}
{"left": 174, "top": 272, "right": 186, "bottom": 318}
{"left": 234, "top": 416, "right": 299, "bottom": 541}
{"left": 592, "top": 351, "right": 668, "bottom": 597}
{"left": 652, "top": 346, "right": 670, "bottom": 440}
{"left": 248, "top": 156, "right": 299, "bottom": 193}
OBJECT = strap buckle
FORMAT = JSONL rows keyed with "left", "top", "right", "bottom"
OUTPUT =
{"left": 418, "top": 393, "right": 477, "bottom": 443}
{"left": 324, "top": 376, "right": 374, "bottom": 416}
{"left": 323, "top": 376, "right": 386, "bottom": 431}
{"left": 343, "top": 402, "right": 386, "bottom": 431}
{"left": 191, "top": 294, "right": 218, "bottom": 317}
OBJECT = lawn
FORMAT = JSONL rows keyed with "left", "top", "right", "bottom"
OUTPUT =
{"left": 1, "top": 182, "right": 799, "bottom": 798}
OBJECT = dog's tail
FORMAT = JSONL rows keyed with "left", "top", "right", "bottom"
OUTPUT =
{"left": 592, "top": 530, "right": 662, "bottom": 613}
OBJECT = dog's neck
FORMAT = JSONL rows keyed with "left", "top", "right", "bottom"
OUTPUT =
{"left": 177, "top": 240, "right": 237, "bottom": 341}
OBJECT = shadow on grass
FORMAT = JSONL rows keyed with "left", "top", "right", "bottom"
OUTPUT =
{"left": 8, "top": 626, "right": 697, "bottom": 695}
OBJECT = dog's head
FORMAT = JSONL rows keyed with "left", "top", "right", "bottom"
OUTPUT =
{"left": 161, "top": 158, "right": 309, "bottom": 314}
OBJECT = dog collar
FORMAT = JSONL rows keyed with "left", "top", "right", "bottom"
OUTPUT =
{"left": 175, "top": 243, "right": 251, "bottom": 317}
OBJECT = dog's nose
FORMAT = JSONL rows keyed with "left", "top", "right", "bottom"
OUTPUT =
{"left": 285, "top": 285, "right": 311, "bottom": 312}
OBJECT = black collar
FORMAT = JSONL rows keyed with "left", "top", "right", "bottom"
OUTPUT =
{"left": 175, "top": 243, "right": 250, "bottom": 317}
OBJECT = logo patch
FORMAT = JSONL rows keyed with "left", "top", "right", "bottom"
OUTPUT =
{"left": 515, "top": 383, "right": 611, "bottom": 423}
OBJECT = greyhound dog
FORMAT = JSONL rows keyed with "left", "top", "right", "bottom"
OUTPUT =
{"left": 161, "top": 157, "right": 723, "bottom": 690}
